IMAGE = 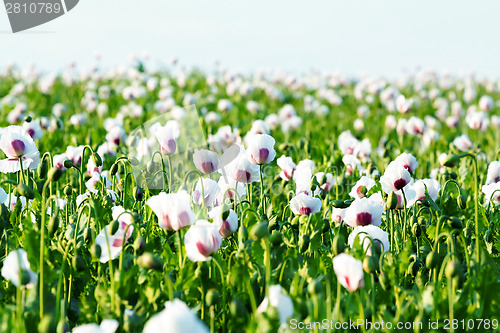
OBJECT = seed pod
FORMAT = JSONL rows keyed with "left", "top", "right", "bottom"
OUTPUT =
{"left": 206, "top": 289, "right": 221, "bottom": 306}
{"left": 16, "top": 183, "right": 35, "bottom": 199}
{"left": 37, "top": 161, "right": 48, "bottom": 179}
{"left": 138, "top": 252, "right": 163, "bottom": 271}
{"left": 48, "top": 167, "right": 64, "bottom": 182}
{"left": 92, "top": 153, "right": 103, "bottom": 167}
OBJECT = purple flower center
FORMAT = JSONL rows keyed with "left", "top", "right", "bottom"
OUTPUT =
{"left": 11, "top": 139, "right": 26, "bottom": 157}
{"left": 162, "top": 139, "right": 176, "bottom": 155}
{"left": 201, "top": 161, "right": 215, "bottom": 174}
{"left": 235, "top": 170, "right": 251, "bottom": 183}
{"left": 220, "top": 220, "right": 232, "bottom": 237}
{"left": 393, "top": 178, "right": 407, "bottom": 191}
{"left": 257, "top": 148, "right": 269, "bottom": 163}
{"left": 356, "top": 212, "right": 372, "bottom": 226}
{"left": 299, "top": 207, "right": 312, "bottom": 215}
{"left": 178, "top": 211, "right": 190, "bottom": 227}
{"left": 27, "top": 129, "right": 35, "bottom": 138}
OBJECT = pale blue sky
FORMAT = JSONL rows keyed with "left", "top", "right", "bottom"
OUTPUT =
{"left": 1, "top": 0, "right": 500, "bottom": 78}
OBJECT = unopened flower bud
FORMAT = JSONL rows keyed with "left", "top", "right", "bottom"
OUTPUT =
{"left": 92, "top": 153, "right": 103, "bottom": 167}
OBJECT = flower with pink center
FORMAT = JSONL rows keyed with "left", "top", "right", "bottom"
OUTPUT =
{"left": 344, "top": 198, "right": 383, "bottom": 227}
{"left": 482, "top": 182, "right": 500, "bottom": 206}
{"left": 338, "top": 131, "right": 359, "bottom": 156}
{"left": 143, "top": 299, "right": 209, "bottom": 333}
{"left": 146, "top": 190, "right": 195, "bottom": 231}
{"left": 105, "top": 125, "right": 127, "bottom": 146}
{"left": 348, "top": 225, "right": 390, "bottom": 255}
{"left": 257, "top": 285, "right": 294, "bottom": 325}
{"left": 315, "top": 172, "right": 335, "bottom": 192}
{"left": 478, "top": 95, "right": 494, "bottom": 111}
{"left": 155, "top": 120, "right": 180, "bottom": 155}
{"left": 332, "top": 253, "right": 364, "bottom": 292}
{"left": 396, "top": 95, "right": 413, "bottom": 114}
{"left": 224, "top": 147, "right": 259, "bottom": 184}
{"left": 412, "top": 179, "right": 441, "bottom": 202}
{"left": 293, "top": 159, "right": 314, "bottom": 195}
{"left": 184, "top": 220, "right": 223, "bottom": 262}
{"left": 342, "top": 155, "right": 364, "bottom": 176}
{"left": 53, "top": 153, "right": 68, "bottom": 171}
{"left": 349, "top": 176, "right": 376, "bottom": 199}
{"left": 485, "top": 161, "right": 500, "bottom": 185}
{"left": 216, "top": 176, "right": 247, "bottom": 202}
{"left": 394, "top": 152, "right": 419, "bottom": 174}
{"left": 246, "top": 134, "right": 276, "bottom": 165}
{"left": 192, "top": 178, "right": 220, "bottom": 208}
{"left": 22, "top": 121, "right": 43, "bottom": 140}
{"left": 65, "top": 145, "right": 84, "bottom": 166}
{"left": 452, "top": 134, "right": 473, "bottom": 152}
{"left": 331, "top": 207, "right": 347, "bottom": 224}
{"left": 290, "top": 193, "right": 322, "bottom": 216}
{"left": 95, "top": 206, "right": 134, "bottom": 263}
{"left": 209, "top": 206, "right": 239, "bottom": 238}
{"left": 87, "top": 157, "right": 103, "bottom": 177}
{"left": 86, "top": 173, "right": 112, "bottom": 192}
{"left": 405, "top": 116, "right": 425, "bottom": 135}
{"left": 465, "top": 111, "right": 489, "bottom": 131}
{"left": 193, "top": 149, "right": 219, "bottom": 175}
{"left": 277, "top": 155, "right": 296, "bottom": 181}
{"left": 0, "top": 125, "right": 40, "bottom": 173}
{"left": 380, "top": 160, "right": 412, "bottom": 193}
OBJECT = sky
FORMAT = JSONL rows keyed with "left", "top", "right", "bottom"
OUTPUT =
{"left": 1, "top": 0, "right": 500, "bottom": 79}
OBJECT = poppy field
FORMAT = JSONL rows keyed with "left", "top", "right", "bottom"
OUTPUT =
{"left": 0, "top": 61, "right": 500, "bottom": 332}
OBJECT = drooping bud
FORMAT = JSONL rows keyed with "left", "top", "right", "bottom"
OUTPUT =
{"left": 16, "top": 183, "right": 35, "bottom": 199}
{"left": 92, "top": 153, "right": 103, "bottom": 167}
{"left": 442, "top": 154, "right": 461, "bottom": 168}
{"left": 48, "top": 167, "right": 64, "bottom": 182}
{"left": 137, "top": 252, "right": 163, "bottom": 271}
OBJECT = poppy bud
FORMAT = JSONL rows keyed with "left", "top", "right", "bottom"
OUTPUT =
{"left": 332, "top": 200, "right": 348, "bottom": 208}
{"left": 458, "top": 195, "right": 467, "bottom": 209}
{"left": 48, "top": 217, "right": 59, "bottom": 236}
{"left": 484, "top": 230, "right": 493, "bottom": 243}
{"left": 48, "top": 167, "right": 64, "bottom": 182}
{"left": 91, "top": 244, "right": 102, "bottom": 260}
{"left": 110, "top": 220, "right": 120, "bottom": 235}
{"left": 72, "top": 255, "right": 86, "bottom": 272}
{"left": 411, "top": 223, "right": 421, "bottom": 237}
{"left": 270, "top": 230, "right": 282, "bottom": 244}
{"left": 299, "top": 234, "right": 310, "bottom": 253}
{"left": 25, "top": 116, "right": 32, "bottom": 123}
{"left": 463, "top": 227, "right": 472, "bottom": 239}
{"left": 138, "top": 252, "right": 163, "bottom": 271}
{"left": 447, "top": 217, "right": 463, "bottom": 229}
{"left": 442, "top": 154, "right": 461, "bottom": 168}
{"left": 147, "top": 160, "right": 157, "bottom": 174}
{"left": 37, "top": 161, "right": 48, "bottom": 179}
{"left": 64, "top": 185, "right": 73, "bottom": 196}
{"left": 387, "top": 191, "right": 398, "bottom": 210}
{"left": 56, "top": 319, "right": 69, "bottom": 333}
{"left": 445, "top": 260, "right": 458, "bottom": 278}
{"left": 250, "top": 221, "right": 269, "bottom": 240}
{"left": 38, "top": 314, "right": 56, "bottom": 333}
{"left": 133, "top": 186, "right": 143, "bottom": 201}
{"left": 363, "top": 256, "right": 377, "bottom": 274}
{"left": 238, "top": 225, "right": 248, "bottom": 244}
{"left": 134, "top": 235, "right": 145, "bottom": 253}
{"left": 92, "top": 153, "right": 103, "bottom": 167}
{"left": 426, "top": 251, "right": 438, "bottom": 269}
{"left": 307, "top": 277, "right": 323, "bottom": 295}
{"left": 206, "top": 289, "right": 220, "bottom": 306}
{"left": 332, "top": 233, "right": 345, "bottom": 256}
{"left": 63, "top": 159, "right": 73, "bottom": 169}
{"left": 407, "top": 260, "right": 419, "bottom": 277}
{"left": 16, "top": 183, "right": 35, "bottom": 199}
{"left": 129, "top": 157, "right": 140, "bottom": 166}
{"left": 230, "top": 299, "right": 246, "bottom": 319}
{"left": 110, "top": 163, "right": 119, "bottom": 176}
